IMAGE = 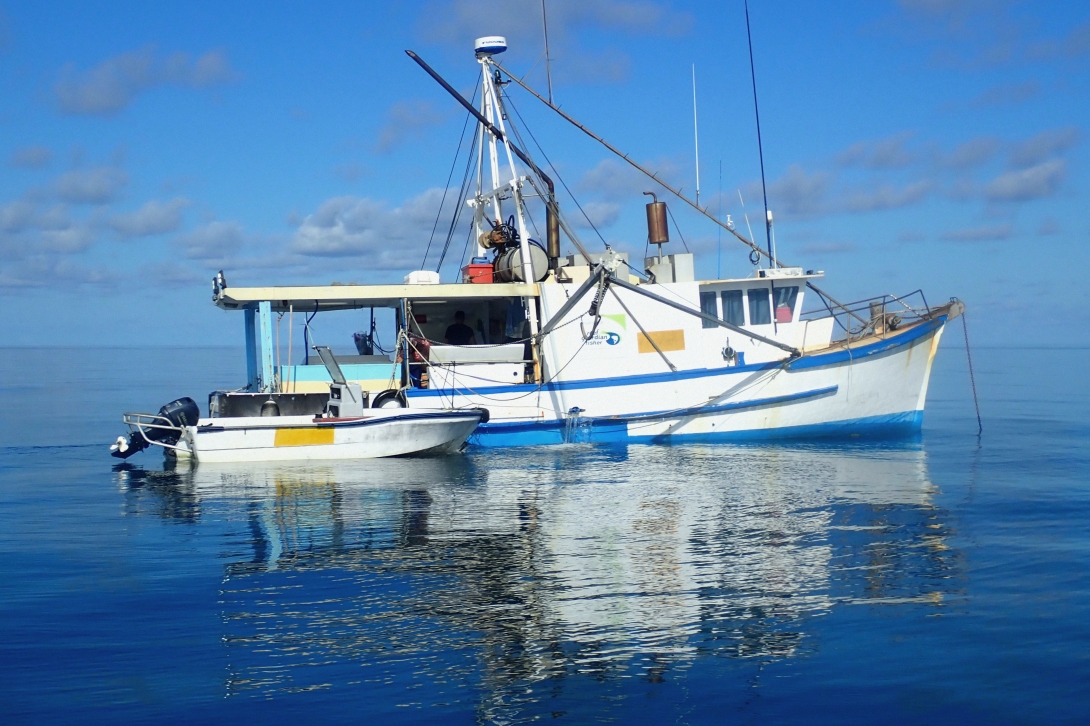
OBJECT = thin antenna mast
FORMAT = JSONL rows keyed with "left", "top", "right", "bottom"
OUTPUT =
{"left": 717, "top": 160, "right": 722, "bottom": 278}
{"left": 541, "top": 0, "right": 554, "bottom": 105}
{"left": 692, "top": 64, "right": 701, "bottom": 209}
{"left": 745, "top": 0, "right": 774, "bottom": 268}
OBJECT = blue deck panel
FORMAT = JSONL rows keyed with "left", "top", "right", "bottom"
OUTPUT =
{"left": 281, "top": 363, "right": 398, "bottom": 382}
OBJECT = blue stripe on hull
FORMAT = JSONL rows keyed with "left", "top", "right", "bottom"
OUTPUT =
{"left": 467, "top": 410, "right": 924, "bottom": 447}
{"left": 409, "top": 315, "right": 947, "bottom": 400}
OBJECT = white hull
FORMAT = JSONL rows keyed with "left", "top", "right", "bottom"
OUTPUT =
{"left": 407, "top": 310, "right": 950, "bottom": 447}
{"left": 172, "top": 410, "right": 484, "bottom": 463}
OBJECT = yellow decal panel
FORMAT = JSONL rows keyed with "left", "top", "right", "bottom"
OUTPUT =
{"left": 274, "top": 427, "right": 335, "bottom": 447}
{"left": 637, "top": 330, "right": 686, "bottom": 354}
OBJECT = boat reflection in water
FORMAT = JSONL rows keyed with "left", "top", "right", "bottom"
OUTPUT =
{"left": 116, "top": 444, "right": 958, "bottom": 718}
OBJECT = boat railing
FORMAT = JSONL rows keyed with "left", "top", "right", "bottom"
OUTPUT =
{"left": 801, "top": 289, "right": 932, "bottom": 341}
{"left": 121, "top": 412, "right": 187, "bottom": 452}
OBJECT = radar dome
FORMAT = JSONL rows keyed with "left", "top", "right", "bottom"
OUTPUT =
{"left": 474, "top": 36, "right": 507, "bottom": 55}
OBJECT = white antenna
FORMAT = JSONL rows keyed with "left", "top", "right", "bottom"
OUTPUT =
{"left": 692, "top": 64, "right": 701, "bottom": 209}
{"left": 717, "top": 160, "right": 722, "bottom": 278}
{"left": 768, "top": 208, "right": 778, "bottom": 263}
{"left": 541, "top": 0, "right": 554, "bottom": 105}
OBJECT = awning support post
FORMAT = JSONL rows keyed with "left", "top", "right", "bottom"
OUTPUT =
{"left": 244, "top": 308, "right": 259, "bottom": 391}
{"left": 258, "top": 301, "right": 275, "bottom": 393}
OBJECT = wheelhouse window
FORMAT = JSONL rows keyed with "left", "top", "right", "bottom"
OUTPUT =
{"left": 700, "top": 292, "right": 718, "bottom": 328}
{"left": 774, "top": 286, "right": 799, "bottom": 323}
{"left": 747, "top": 288, "right": 771, "bottom": 325}
{"left": 721, "top": 290, "right": 744, "bottom": 327}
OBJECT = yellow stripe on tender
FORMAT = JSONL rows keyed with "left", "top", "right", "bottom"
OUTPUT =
{"left": 637, "top": 329, "right": 686, "bottom": 354}
{"left": 274, "top": 427, "right": 335, "bottom": 447}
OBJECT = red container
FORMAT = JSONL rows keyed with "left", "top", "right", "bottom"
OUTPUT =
{"left": 462, "top": 263, "right": 494, "bottom": 284}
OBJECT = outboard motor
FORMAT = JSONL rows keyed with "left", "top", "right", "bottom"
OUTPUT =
{"left": 111, "top": 397, "right": 200, "bottom": 459}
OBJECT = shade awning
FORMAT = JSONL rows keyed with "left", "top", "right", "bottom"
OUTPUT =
{"left": 214, "top": 282, "right": 540, "bottom": 313}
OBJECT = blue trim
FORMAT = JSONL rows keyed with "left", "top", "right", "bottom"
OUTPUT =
{"left": 787, "top": 316, "right": 946, "bottom": 371}
{"left": 467, "top": 410, "right": 924, "bottom": 447}
{"left": 409, "top": 316, "right": 946, "bottom": 400}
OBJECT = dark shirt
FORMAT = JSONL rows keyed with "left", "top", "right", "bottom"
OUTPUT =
{"left": 444, "top": 322, "right": 475, "bottom": 345}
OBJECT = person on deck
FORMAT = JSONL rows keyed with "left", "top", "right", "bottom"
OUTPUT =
{"left": 444, "top": 311, "right": 477, "bottom": 345}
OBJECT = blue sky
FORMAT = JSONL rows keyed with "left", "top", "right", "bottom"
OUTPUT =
{"left": 1, "top": 0, "right": 1087, "bottom": 346}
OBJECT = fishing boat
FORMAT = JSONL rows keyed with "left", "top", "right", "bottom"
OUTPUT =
{"left": 185, "top": 36, "right": 964, "bottom": 450}
{"left": 110, "top": 345, "right": 488, "bottom": 462}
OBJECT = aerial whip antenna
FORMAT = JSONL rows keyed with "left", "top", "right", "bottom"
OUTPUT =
{"left": 692, "top": 64, "right": 701, "bottom": 209}
{"left": 745, "top": 0, "right": 774, "bottom": 268}
{"left": 717, "top": 160, "right": 722, "bottom": 278}
{"left": 541, "top": 0, "right": 554, "bottom": 104}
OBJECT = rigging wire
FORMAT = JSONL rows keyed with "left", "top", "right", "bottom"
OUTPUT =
{"left": 435, "top": 123, "right": 481, "bottom": 272}
{"left": 960, "top": 302, "right": 983, "bottom": 435}
{"left": 665, "top": 204, "right": 691, "bottom": 254}
{"left": 744, "top": 0, "right": 774, "bottom": 265}
{"left": 504, "top": 93, "right": 609, "bottom": 249}
{"left": 422, "top": 82, "right": 480, "bottom": 270}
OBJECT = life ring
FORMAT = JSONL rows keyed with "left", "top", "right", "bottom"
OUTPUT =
{"left": 372, "top": 389, "right": 407, "bottom": 409}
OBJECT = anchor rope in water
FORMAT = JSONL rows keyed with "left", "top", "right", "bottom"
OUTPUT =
{"left": 960, "top": 304, "right": 983, "bottom": 435}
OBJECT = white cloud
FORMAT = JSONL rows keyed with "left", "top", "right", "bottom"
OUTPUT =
{"left": 840, "top": 180, "right": 933, "bottom": 213}
{"left": 1027, "top": 21, "right": 1090, "bottom": 60}
{"left": 0, "top": 201, "right": 95, "bottom": 255}
{"left": 54, "top": 46, "right": 238, "bottom": 116}
{"left": 109, "top": 198, "right": 189, "bottom": 237}
{"left": 55, "top": 167, "right": 128, "bottom": 204}
{"left": 0, "top": 256, "right": 116, "bottom": 289}
{"left": 10, "top": 145, "right": 53, "bottom": 169}
{"left": 798, "top": 241, "right": 856, "bottom": 255}
{"left": 292, "top": 189, "right": 458, "bottom": 270}
{"left": 1008, "top": 127, "right": 1081, "bottom": 169}
{"left": 940, "top": 223, "right": 1013, "bottom": 242}
{"left": 422, "top": 0, "right": 692, "bottom": 47}
{"left": 420, "top": 0, "right": 691, "bottom": 85}
{"left": 984, "top": 159, "right": 1066, "bottom": 201}
{"left": 837, "top": 132, "right": 916, "bottom": 169}
{"left": 571, "top": 201, "right": 621, "bottom": 229}
{"left": 578, "top": 158, "right": 677, "bottom": 202}
{"left": 177, "top": 220, "right": 245, "bottom": 261}
{"left": 941, "top": 136, "right": 1000, "bottom": 168}
{"left": 375, "top": 100, "right": 448, "bottom": 153}
{"left": 765, "top": 165, "right": 832, "bottom": 218}
{"left": 969, "top": 79, "right": 1040, "bottom": 108}
{"left": 0, "top": 200, "right": 37, "bottom": 233}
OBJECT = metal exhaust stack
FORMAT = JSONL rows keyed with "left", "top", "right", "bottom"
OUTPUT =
{"left": 546, "top": 203, "right": 560, "bottom": 271}
{"left": 644, "top": 192, "right": 669, "bottom": 256}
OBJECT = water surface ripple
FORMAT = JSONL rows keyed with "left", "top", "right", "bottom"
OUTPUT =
{"left": 1, "top": 346, "right": 1087, "bottom": 724}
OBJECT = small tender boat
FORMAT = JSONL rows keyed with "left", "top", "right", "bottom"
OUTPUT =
{"left": 111, "top": 346, "right": 488, "bottom": 463}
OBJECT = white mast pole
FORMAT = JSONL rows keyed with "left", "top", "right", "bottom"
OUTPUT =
{"left": 692, "top": 64, "right": 701, "bottom": 210}
{"left": 483, "top": 61, "right": 539, "bottom": 334}
{"left": 480, "top": 59, "right": 503, "bottom": 226}
{"left": 473, "top": 68, "right": 489, "bottom": 258}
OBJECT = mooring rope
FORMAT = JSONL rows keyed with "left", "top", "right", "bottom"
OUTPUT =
{"left": 959, "top": 302, "right": 983, "bottom": 435}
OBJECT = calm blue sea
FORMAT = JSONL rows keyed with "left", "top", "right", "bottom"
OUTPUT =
{"left": 1, "top": 342, "right": 1088, "bottom": 725}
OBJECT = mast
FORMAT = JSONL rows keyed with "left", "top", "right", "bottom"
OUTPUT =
{"left": 480, "top": 66, "right": 503, "bottom": 225}
{"left": 474, "top": 37, "right": 539, "bottom": 335}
